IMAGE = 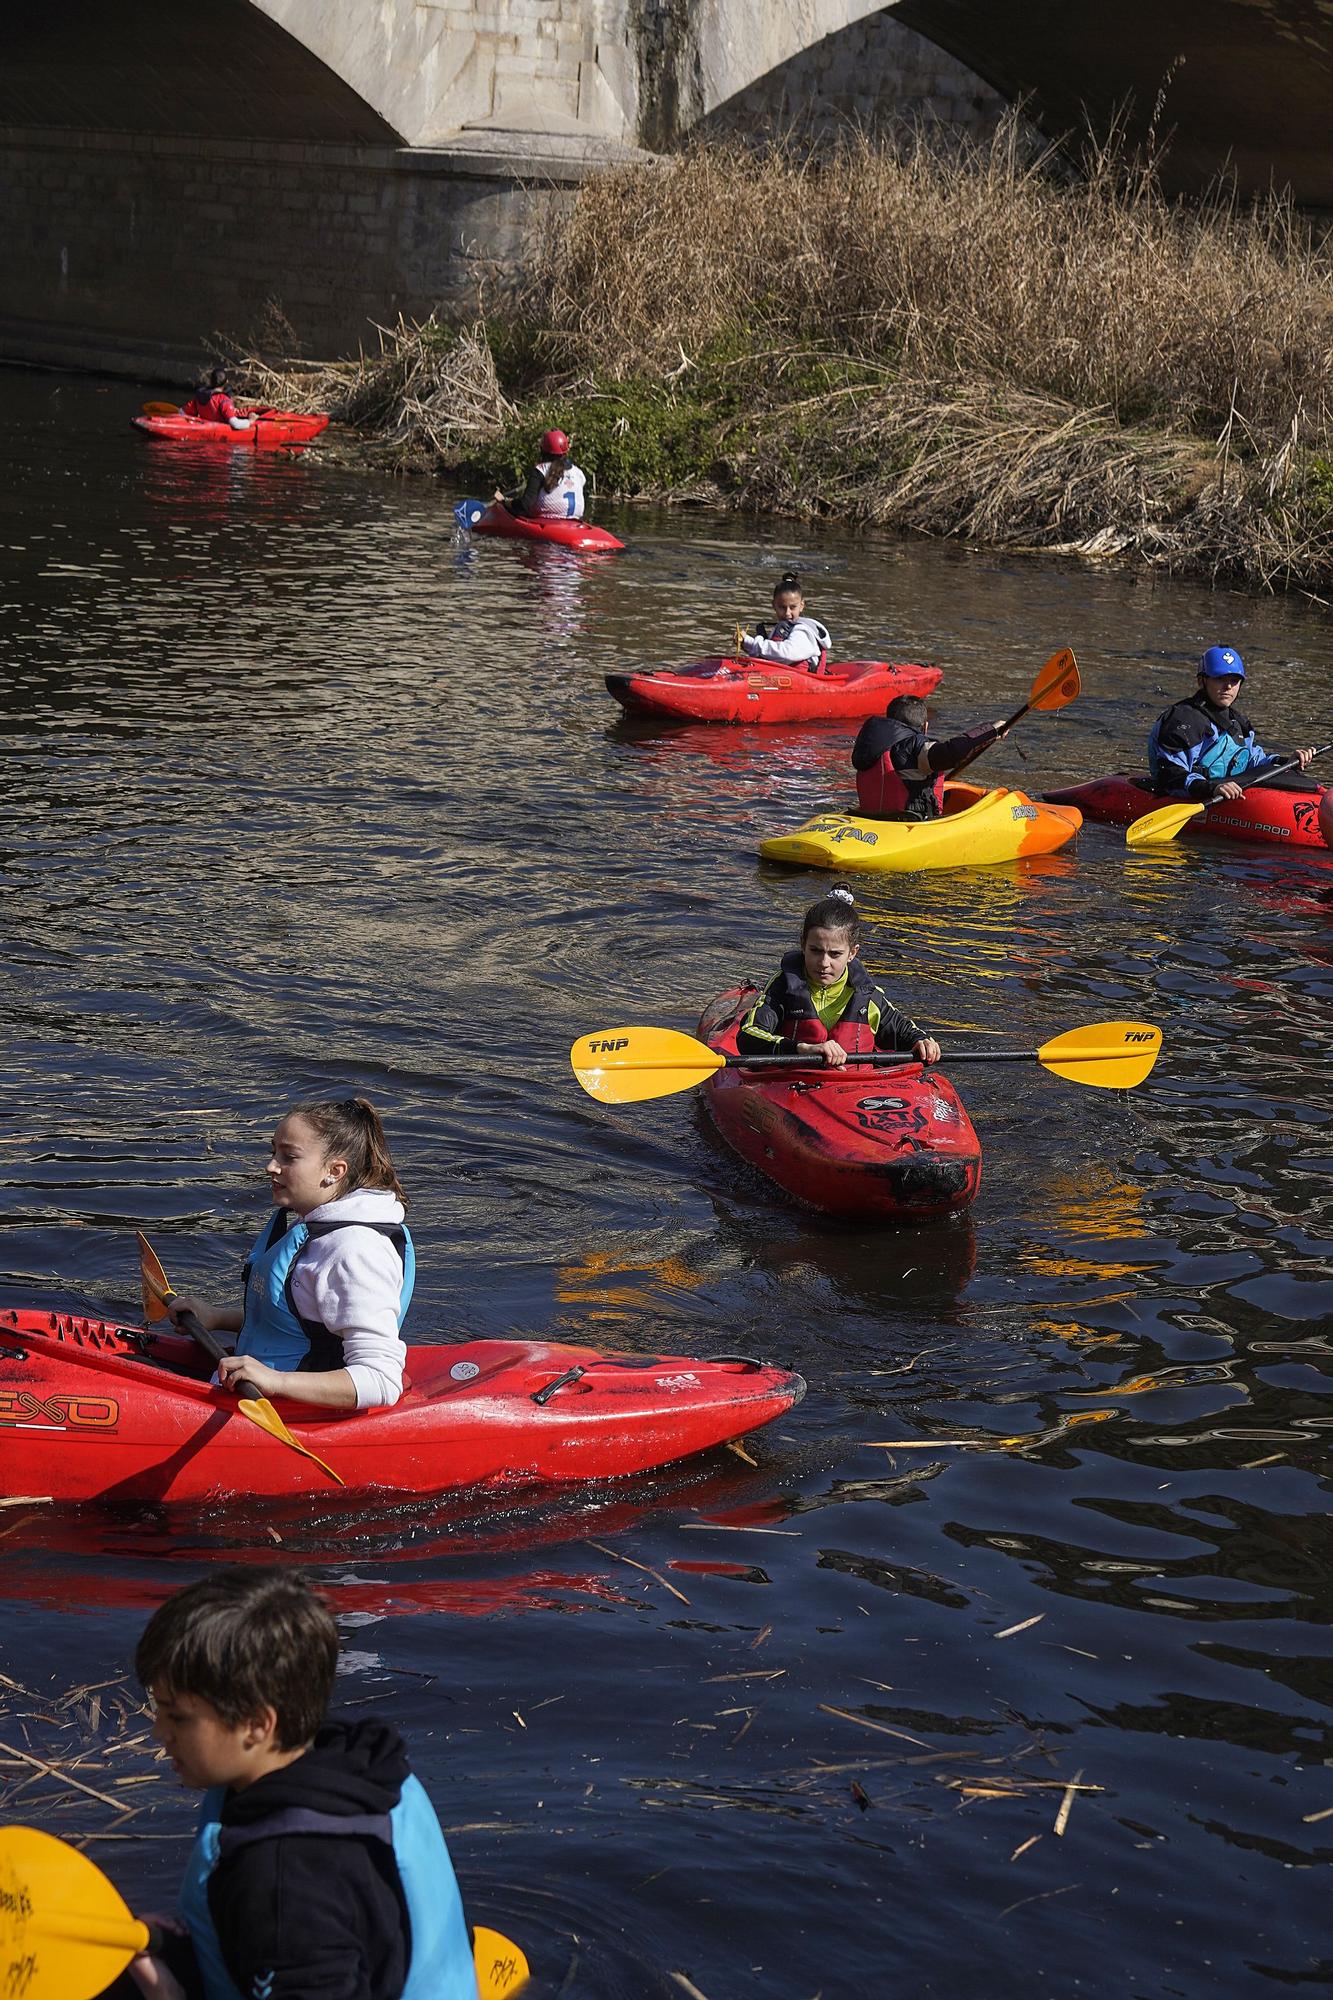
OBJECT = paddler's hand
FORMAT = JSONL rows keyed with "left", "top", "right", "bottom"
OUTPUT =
{"left": 808, "top": 1041, "right": 848, "bottom": 1068}
{"left": 165, "top": 1293, "right": 220, "bottom": 1332}
{"left": 913, "top": 1037, "right": 942, "bottom": 1064}
{"left": 128, "top": 1923, "right": 189, "bottom": 2000}
{"left": 1213, "top": 779, "right": 1245, "bottom": 800}
{"left": 216, "top": 1354, "right": 285, "bottom": 1399}
{"left": 1297, "top": 746, "right": 1316, "bottom": 768}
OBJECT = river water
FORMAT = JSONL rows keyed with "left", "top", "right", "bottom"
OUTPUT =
{"left": 1, "top": 371, "right": 1330, "bottom": 1998}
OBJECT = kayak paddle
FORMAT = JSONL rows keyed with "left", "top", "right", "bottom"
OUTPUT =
{"left": 1124, "top": 742, "right": 1332, "bottom": 847}
{"left": 0, "top": 1825, "right": 528, "bottom": 2000}
{"left": 140, "top": 401, "right": 180, "bottom": 416}
{"left": 570, "top": 1020, "right": 1161, "bottom": 1105}
{"left": 0, "top": 1824, "right": 155, "bottom": 2000}
{"left": 948, "top": 648, "right": 1081, "bottom": 777}
{"left": 136, "top": 1230, "right": 345, "bottom": 1489}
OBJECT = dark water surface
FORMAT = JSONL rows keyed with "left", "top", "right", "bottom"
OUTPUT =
{"left": 2, "top": 372, "right": 1330, "bottom": 1998}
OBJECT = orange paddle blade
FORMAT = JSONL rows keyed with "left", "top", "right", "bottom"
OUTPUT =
{"left": 234, "top": 1393, "right": 346, "bottom": 1488}
{"left": 1029, "top": 647, "right": 1080, "bottom": 711}
{"left": 136, "top": 1230, "right": 174, "bottom": 1323}
{"left": 473, "top": 1924, "right": 531, "bottom": 1996}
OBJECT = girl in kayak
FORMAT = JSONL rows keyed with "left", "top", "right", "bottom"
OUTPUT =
{"left": 738, "top": 888, "right": 941, "bottom": 1069}
{"left": 852, "top": 693, "right": 1012, "bottom": 818}
{"left": 496, "top": 426, "right": 587, "bottom": 520}
{"left": 182, "top": 366, "right": 254, "bottom": 431}
{"left": 739, "top": 572, "right": 831, "bottom": 674}
{"left": 1149, "top": 646, "right": 1315, "bottom": 801}
{"left": 167, "top": 1098, "right": 413, "bottom": 1413}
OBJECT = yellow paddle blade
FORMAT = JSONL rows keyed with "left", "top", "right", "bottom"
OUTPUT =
{"left": 1124, "top": 798, "right": 1207, "bottom": 848}
{"left": 136, "top": 1229, "right": 174, "bottom": 1323}
{"left": 473, "top": 1924, "right": 531, "bottom": 1996}
{"left": 1037, "top": 1020, "right": 1162, "bottom": 1088}
{"left": 571, "top": 1026, "right": 723, "bottom": 1104}
{"left": 0, "top": 1826, "right": 150, "bottom": 2000}
{"left": 236, "top": 1395, "right": 346, "bottom": 1488}
{"left": 1029, "top": 647, "right": 1080, "bottom": 711}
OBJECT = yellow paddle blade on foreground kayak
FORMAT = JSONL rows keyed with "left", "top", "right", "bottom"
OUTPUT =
{"left": 1034, "top": 1020, "right": 1162, "bottom": 1088}
{"left": 571, "top": 1020, "right": 1162, "bottom": 1105}
{"left": 0, "top": 1825, "right": 151, "bottom": 2000}
{"left": 1123, "top": 797, "right": 1211, "bottom": 847}
{"left": 136, "top": 1230, "right": 345, "bottom": 1489}
{"left": 474, "top": 1923, "right": 532, "bottom": 1995}
{"left": 0, "top": 1826, "right": 529, "bottom": 2000}
{"left": 571, "top": 1026, "right": 725, "bottom": 1103}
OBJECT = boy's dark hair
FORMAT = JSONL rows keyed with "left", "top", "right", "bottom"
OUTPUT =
{"left": 886, "top": 694, "right": 928, "bottom": 730}
{"left": 136, "top": 1567, "right": 338, "bottom": 1750}
{"left": 209, "top": 366, "right": 228, "bottom": 388}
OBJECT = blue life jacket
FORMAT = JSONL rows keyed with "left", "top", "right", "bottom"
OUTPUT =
{"left": 235, "top": 1210, "right": 414, "bottom": 1374}
{"left": 180, "top": 1773, "right": 475, "bottom": 2000}
{"left": 1147, "top": 695, "right": 1265, "bottom": 792}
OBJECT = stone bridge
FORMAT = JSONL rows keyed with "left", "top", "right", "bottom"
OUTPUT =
{"left": 3, "top": 0, "right": 1330, "bottom": 376}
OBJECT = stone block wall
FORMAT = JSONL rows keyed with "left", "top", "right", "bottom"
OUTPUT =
{"left": 0, "top": 128, "right": 578, "bottom": 380}
{"left": 706, "top": 7, "right": 1009, "bottom": 143}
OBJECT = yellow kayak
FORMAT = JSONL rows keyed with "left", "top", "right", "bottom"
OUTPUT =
{"left": 759, "top": 782, "right": 1082, "bottom": 873}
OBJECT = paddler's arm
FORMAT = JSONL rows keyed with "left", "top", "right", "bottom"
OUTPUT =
{"left": 868, "top": 995, "right": 940, "bottom": 1066}
{"left": 216, "top": 1354, "right": 359, "bottom": 1411}
{"left": 736, "top": 979, "right": 794, "bottom": 1056}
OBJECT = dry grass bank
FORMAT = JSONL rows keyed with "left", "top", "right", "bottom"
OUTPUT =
{"left": 236, "top": 126, "right": 1333, "bottom": 594}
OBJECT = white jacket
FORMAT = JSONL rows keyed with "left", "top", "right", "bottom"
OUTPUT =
{"left": 741, "top": 615, "right": 831, "bottom": 667}
{"left": 289, "top": 1187, "right": 410, "bottom": 1409}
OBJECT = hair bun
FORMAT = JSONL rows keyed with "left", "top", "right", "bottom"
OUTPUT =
{"left": 779, "top": 571, "right": 801, "bottom": 588}
{"left": 830, "top": 886, "right": 855, "bottom": 905}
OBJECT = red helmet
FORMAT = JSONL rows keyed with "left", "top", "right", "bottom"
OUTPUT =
{"left": 540, "top": 428, "right": 570, "bottom": 456}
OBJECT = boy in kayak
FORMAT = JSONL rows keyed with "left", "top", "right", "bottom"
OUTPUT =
{"left": 738, "top": 887, "right": 941, "bottom": 1068}
{"left": 118, "top": 1566, "right": 475, "bottom": 2000}
{"left": 496, "top": 426, "right": 587, "bottom": 520}
{"left": 851, "top": 693, "right": 1012, "bottom": 818}
{"left": 166, "top": 1098, "right": 413, "bottom": 1414}
{"left": 182, "top": 368, "right": 253, "bottom": 431}
{"left": 738, "top": 571, "right": 831, "bottom": 674}
{"left": 1149, "top": 646, "right": 1315, "bottom": 800}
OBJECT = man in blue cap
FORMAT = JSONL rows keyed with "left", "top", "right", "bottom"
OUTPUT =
{"left": 1147, "top": 647, "right": 1315, "bottom": 800}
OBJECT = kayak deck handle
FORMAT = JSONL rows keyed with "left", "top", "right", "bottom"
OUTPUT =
{"left": 704, "top": 1353, "right": 766, "bottom": 1371}
{"left": 532, "top": 1364, "right": 587, "bottom": 1406}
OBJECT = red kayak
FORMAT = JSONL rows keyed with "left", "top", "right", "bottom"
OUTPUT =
{"left": 698, "top": 990, "right": 982, "bottom": 1220}
{"left": 1044, "top": 772, "right": 1331, "bottom": 848}
{"left": 0, "top": 1310, "right": 802, "bottom": 1503}
{"left": 132, "top": 411, "right": 328, "bottom": 449}
{"left": 469, "top": 501, "right": 624, "bottom": 552}
{"left": 606, "top": 656, "right": 942, "bottom": 725}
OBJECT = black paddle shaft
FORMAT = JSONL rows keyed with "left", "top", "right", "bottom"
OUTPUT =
{"left": 1235, "top": 741, "right": 1333, "bottom": 793}
{"left": 726, "top": 1050, "right": 1036, "bottom": 1072}
{"left": 175, "top": 1307, "right": 264, "bottom": 1401}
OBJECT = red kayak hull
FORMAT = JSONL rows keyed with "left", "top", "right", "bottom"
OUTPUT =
{"left": 132, "top": 412, "right": 329, "bottom": 448}
{"left": 1045, "top": 772, "right": 1331, "bottom": 848}
{"left": 0, "top": 1311, "right": 802, "bottom": 1503}
{"left": 607, "top": 657, "right": 941, "bottom": 725}
{"left": 698, "top": 990, "right": 982, "bottom": 1219}
{"left": 472, "top": 503, "right": 624, "bottom": 552}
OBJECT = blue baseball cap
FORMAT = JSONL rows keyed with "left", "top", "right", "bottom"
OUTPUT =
{"left": 1200, "top": 645, "right": 1245, "bottom": 679}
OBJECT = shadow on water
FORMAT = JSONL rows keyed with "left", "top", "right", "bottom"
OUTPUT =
{"left": 0, "top": 374, "right": 1330, "bottom": 1995}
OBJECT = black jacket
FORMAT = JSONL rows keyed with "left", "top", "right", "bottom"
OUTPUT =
{"left": 210, "top": 1720, "right": 415, "bottom": 2000}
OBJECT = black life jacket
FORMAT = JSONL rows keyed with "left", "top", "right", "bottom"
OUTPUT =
{"left": 771, "top": 949, "right": 877, "bottom": 1053}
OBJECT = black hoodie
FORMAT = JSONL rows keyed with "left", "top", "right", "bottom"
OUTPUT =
{"left": 205, "top": 1718, "right": 415, "bottom": 2000}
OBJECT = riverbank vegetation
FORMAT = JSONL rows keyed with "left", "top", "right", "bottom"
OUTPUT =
{"left": 238, "top": 123, "right": 1333, "bottom": 594}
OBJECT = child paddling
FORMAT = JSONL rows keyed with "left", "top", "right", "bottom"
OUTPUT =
{"left": 738, "top": 888, "right": 941, "bottom": 1069}
{"left": 167, "top": 1097, "right": 413, "bottom": 1414}
{"left": 738, "top": 571, "right": 831, "bottom": 675}
{"left": 111, "top": 1567, "right": 476, "bottom": 2000}
{"left": 852, "top": 693, "right": 1012, "bottom": 819}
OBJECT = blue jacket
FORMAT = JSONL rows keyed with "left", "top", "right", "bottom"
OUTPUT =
{"left": 236, "top": 1210, "right": 414, "bottom": 1376}
{"left": 1148, "top": 688, "right": 1271, "bottom": 798}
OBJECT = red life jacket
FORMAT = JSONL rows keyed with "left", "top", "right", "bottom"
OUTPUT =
{"left": 772, "top": 949, "right": 876, "bottom": 1054}
{"left": 854, "top": 717, "right": 943, "bottom": 819}
{"left": 185, "top": 389, "right": 236, "bottom": 423}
